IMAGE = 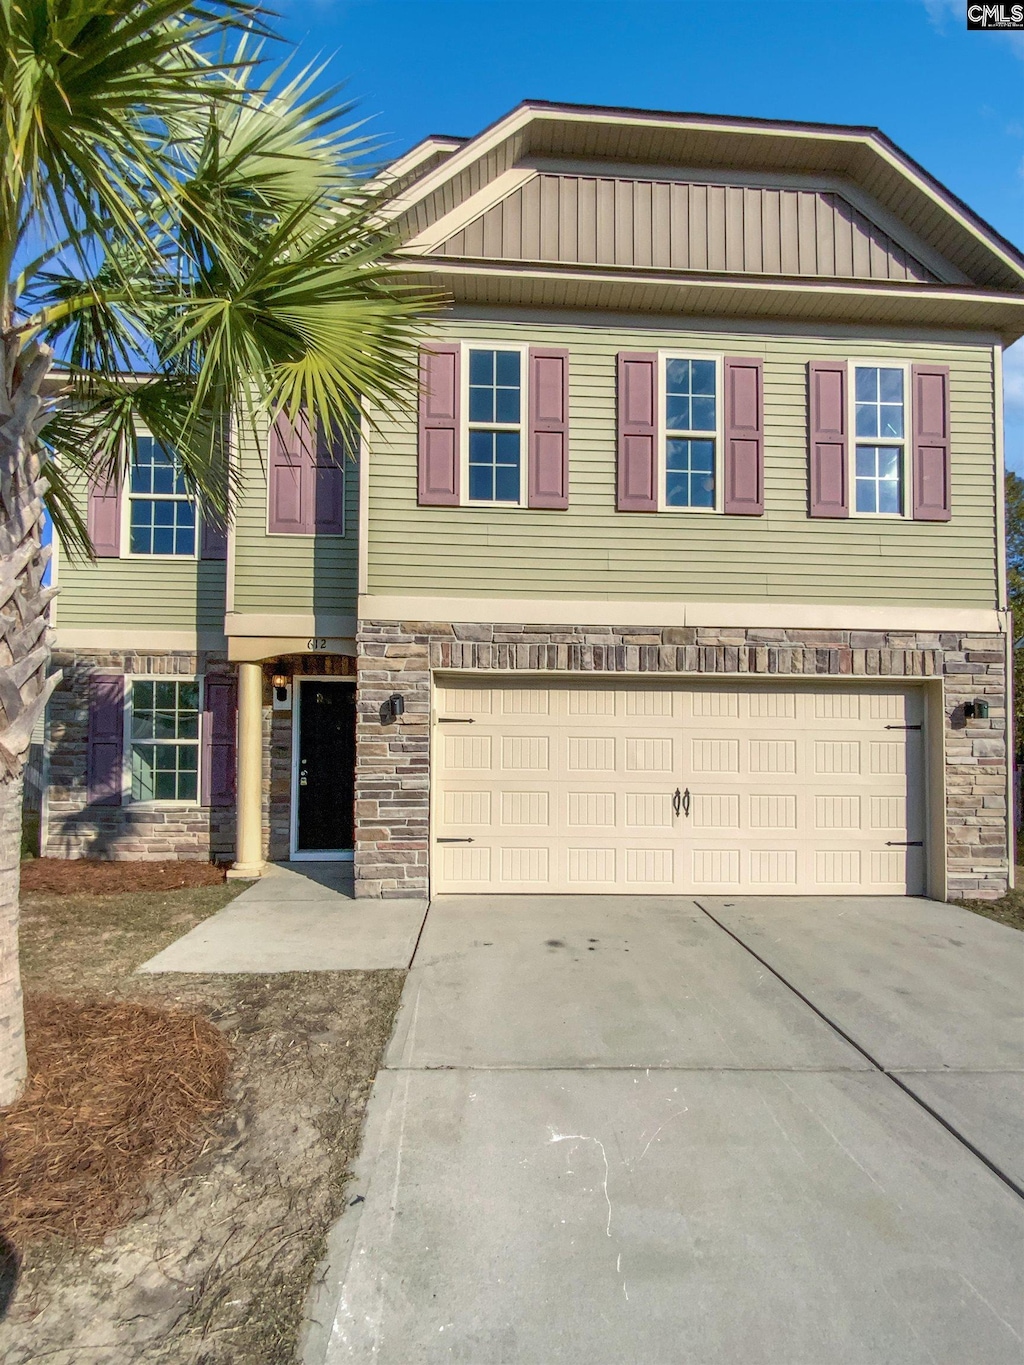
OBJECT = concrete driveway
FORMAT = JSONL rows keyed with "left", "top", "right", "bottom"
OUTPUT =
{"left": 303, "top": 895, "right": 1024, "bottom": 1365}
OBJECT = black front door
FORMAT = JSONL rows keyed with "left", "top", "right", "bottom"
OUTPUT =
{"left": 296, "top": 681, "right": 356, "bottom": 852}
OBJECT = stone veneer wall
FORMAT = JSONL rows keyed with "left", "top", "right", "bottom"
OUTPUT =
{"left": 43, "top": 649, "right": 236, "bottom": 861}
{"left": 355, "top": 621, "right": 1009, "bottom": 900}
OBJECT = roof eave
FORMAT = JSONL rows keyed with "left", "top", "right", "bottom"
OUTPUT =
{"left": 394, "top": 256, "right": 1024, "bottom": 343}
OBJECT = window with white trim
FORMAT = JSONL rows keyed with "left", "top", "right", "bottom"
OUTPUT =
{"left": 128, "top": 679, "right": 200, "bottom": 801}
{"left": 854, "top": 366, "right": 906, "bottom": 516}
{"left": 467, "top": 348, "right": 523, "bottom": 503}
{"left": 664, "top": 356, "right": 718, "bottom": 510}
{"left": 128, "top": 437, "right": 197, "bottom": 555}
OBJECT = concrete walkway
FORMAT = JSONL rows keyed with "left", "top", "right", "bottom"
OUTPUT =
{"left": 304, "top": 894, "right": 1024, "bottom": 1365}
{"left": 138, "top": 863, "right": 427, "bottom": 972}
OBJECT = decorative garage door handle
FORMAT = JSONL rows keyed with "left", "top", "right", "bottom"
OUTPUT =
{"left": 437, "top": 837, "right": 474, "bottom": 843}
{"left": 673, "top": 788, "right": 691, "bottom": 818}
{"left": 886, "top": 841, "right": 923, "bottom": 847}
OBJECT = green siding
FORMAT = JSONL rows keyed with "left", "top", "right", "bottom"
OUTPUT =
{"left": 367, "top": 320, "right": 998, "bottom": 608}
{"left": 230, "top": 418, "right": 359, "bottom": 618}
{"left": 54, "top": 477, "right": 226, "bottom": 632}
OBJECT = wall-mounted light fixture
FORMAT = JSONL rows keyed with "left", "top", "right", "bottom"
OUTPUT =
{"left": 963, "top": 700, "right": 990, "bottom": 720}
{"left": 379, "top": 693, "right": 405, "bottom": 725}
{"left": 271, "top": 673, "right": 290, "bottom": 702}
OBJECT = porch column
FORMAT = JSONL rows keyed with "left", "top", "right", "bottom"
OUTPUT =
{"left": 227, "top": 661, "right": 265, "bottom": 878}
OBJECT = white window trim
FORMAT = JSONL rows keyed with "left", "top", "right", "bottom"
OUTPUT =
{"left": 122, "top": 675, "right": 204, "bottom": 807}
{"left": 657, "top": 351, "right": 724, "bottom": 514}
{"left": 848, "top": 359, "right": 913, "bottom": 521}
{"left": 460, "top": 340, "right": 530, "bottom": 508}
{"left": 289, "top": 675, "right": 356, "bottom": 860}
{"left": 120, "top": 432, "right": 200, "bottom": 561}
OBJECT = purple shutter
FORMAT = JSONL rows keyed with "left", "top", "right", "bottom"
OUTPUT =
{"left": 723, "top": 357, "right": 764, "bottom": 516}
{"left": 528, "top": 347, "right": 569, "bottom": 509}
{"left": 87, "top": 674, "right": 125, "bottom": 806}
{"left": 911, "top": 365, "right": 951, "bottom": 522}
{"left": 808, "top": 361, "right": 849, "bottom": 518}
{"left": 201, "top": 512, "right": 228, "bottom": 559}
{"left": 312, "top": 427, "right": 346, "bottom": 534}
{"left": 201, "top": 674, "right": 237, "bottom": 807}
{"left": 269, "top": 413, "right": 311, "bottom": 534}
{"left": 418, "top": 345, "right": 460, "bottom": 505}
{"left": 88, "top": 475, "right": 121, "bottom": 557}
{"left": 617, "top": 352, "right": 658, "bottom": 512}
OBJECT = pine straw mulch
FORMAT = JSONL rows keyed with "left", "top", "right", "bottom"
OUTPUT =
{"left": 0, "top": 880, "right": 406, "bottom": 1365}
{"left": 0, "top": 996, "right": 230, "bottom": 1248}
{"left": 20, "top": 859, "right": 226, "bottom": 896}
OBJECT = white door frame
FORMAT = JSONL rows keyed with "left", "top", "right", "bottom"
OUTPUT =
{"left": 290, "top": 676, "right": 356, "bottom": 862}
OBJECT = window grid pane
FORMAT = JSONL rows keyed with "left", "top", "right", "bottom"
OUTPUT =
{"left": 469, "top": 430, "right": 520, "bottom": 503}
{"left": 129, "top": 437, "right": 197, "bottom": 555}
{"left": 666, "top": 358, "right": 716, "bottom": 433}
{"left": 666, "top": 439, "right": 716, "bottom": 509}
{"left": 855, "top": 445, "right": 903, "bottom": 515}
{"left": 469, "top": 348, "right": 521, "bottom": 425}
{"left": 130, "top": 680, "right": 200, "bottom": 801}
{"left": 855, "top": 366, "right": 904, "bottom": 439}
{"left": 468, "top": 349, "right": 522, "bottom": 503}
{"left": 129, "top": 498, "right": 196, "bottom": 555}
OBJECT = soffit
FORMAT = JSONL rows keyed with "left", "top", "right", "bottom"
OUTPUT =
{"left": 392, "top": 256, "right": 1024, "bottom": 343}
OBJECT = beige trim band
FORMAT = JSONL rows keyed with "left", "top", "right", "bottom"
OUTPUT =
{"left": 53, "top": 629, "right": 227, "bottom": 651}
{"left": 228, "top": 636, "right": 356, "bottom": 662}
{"left": 224, "top": 612, "right": 357, "bottom": 637}
{"left": 359, "top": 594, "right": 1006, "bottom": 633}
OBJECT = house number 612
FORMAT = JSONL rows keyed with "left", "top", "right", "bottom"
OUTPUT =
{"left": 307, "top": 637, "right": 327, "bottom": 650}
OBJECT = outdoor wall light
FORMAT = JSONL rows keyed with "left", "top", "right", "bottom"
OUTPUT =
{"left": 379, "top": 693, "right": 405, "bottom": 725}
{"left": 271, "top": 673, "right": 290, "bottom": 702}
{"left": 963, "top": 700, "right": 990, "bottom": 720}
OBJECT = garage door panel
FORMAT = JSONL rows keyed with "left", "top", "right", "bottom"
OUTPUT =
{"left": 434, "top": 680, "right": 926, "bottom": 895}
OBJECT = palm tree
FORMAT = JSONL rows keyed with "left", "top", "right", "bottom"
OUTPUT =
{"left": 0, "top": 0, "right": 430, "bottom": 1104}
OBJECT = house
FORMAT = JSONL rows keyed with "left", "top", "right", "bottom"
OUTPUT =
{"left": 40, "top": 101, "right": 1024, "bottom": 900}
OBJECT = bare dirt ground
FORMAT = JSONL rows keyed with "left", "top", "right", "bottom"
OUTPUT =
{"left": 0, "top": 878, "right": 405, "bottom": 1364}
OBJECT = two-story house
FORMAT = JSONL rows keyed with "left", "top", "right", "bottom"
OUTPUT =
{"left": 40, "top": 101, "right": 1024, "bottom": 902}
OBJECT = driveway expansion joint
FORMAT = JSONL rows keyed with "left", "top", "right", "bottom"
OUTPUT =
{"left": 693, "top": 898, "right": 1024, "bottom": 1203}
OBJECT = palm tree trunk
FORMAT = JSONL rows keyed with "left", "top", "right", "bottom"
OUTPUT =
{"left": 0, "top": 338, "right": 61, "bottom": 1106}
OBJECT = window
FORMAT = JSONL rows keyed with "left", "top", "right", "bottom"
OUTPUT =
{"left": 129, "top": 679, "right": 200, "bottom": 801}
{"left": 129, "top": 437, "right": 196, "bottom": 555}
{"left": 664, "top": 357, "right": 718, "bottom": 510}
{"left": 467, "top": 349, "right": 523, "bottom": 503}
{"left": 854, "top": 366, "right": 905, "bottom": 516}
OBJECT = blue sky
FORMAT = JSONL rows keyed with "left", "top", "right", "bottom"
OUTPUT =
{"left": 277, "top": 0, "right": 1024, "bottom": 469}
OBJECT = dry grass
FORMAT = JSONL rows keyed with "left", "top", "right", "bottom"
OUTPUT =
{"left": 19, "top": 884, "right": 245, "bottom": 996}
{"left": 954, "top": 871, "right": 1024, "bottom": 932}
{"left": 0, "top": 997, "right": 230, "bottom": 1246}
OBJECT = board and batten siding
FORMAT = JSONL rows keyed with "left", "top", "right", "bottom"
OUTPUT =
{"left": 367, "top": 322, "right": 998, "bottom": 608}
{"left": 230, "top": 416, "right": 359, "bottom": 618}
{"left": 55, "top": 477, "right": 226, "bottom": 632}
{"left": 438, "top": 175, "right": 937, "bottom": 283}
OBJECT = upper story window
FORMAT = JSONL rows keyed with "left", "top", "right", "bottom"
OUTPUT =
{"left": 128, "top": 437, "right": 197, "bottom": 555}
{"left": 128, "top": 679, "right": 200, "bottom": 802}
{"left": 663, "top": 356, "right": 720, "bottom": 511}
{"left": 467, "top": 348, "right": 524, "bottom": 504}
{"left": 666, "top": 357, "right": 720, "bottom": 513}
{"left": 854, "top": 366, "right": 906, "bottom": 516}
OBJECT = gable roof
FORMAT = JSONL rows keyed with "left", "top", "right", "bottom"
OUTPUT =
{"left": 385, "top": 100, "right": 1024, "bottom": 296}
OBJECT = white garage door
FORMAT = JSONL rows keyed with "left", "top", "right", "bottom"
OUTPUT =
{"left": 433, "top": 679, "right": 926, "bottom": 896}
